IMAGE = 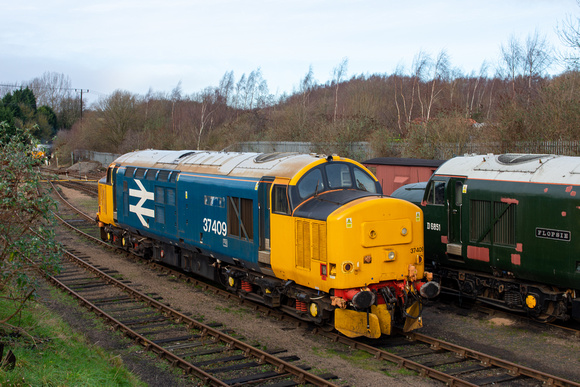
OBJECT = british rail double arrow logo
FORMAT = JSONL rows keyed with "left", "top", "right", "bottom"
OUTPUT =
{"left": 129, "top": 180, "right": 155, "bottom": 227}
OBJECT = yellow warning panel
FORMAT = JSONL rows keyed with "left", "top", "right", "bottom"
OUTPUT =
{"left": 335, "top": 309, "right": 381, "bottom": 339}
{"left": 403, "top": 301, "right": 423, "bottom": 332}
{"left": 371, "top": 304, "right": 392, "bottom": 335}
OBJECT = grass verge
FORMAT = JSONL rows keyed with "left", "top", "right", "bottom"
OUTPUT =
{"left": 0, "top": 298, "right": 145, "bottom": 386}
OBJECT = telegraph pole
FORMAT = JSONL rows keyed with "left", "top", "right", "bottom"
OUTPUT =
{"left": 75, "top": 89, "right": 89, "bottom": 121}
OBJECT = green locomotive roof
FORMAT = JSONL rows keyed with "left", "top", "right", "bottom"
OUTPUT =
{"left": 434, "top": 153, "right": 580, "bottom": 185}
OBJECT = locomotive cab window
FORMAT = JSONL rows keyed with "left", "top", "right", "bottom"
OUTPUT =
{"left": 326, "top": 163, "right": 352, "bottom": 189}
{"left": 106, "top": 167, "right": 114, "bottom": 185}
{"left": 353, "top": 168, "right": 376, "bottom": 193}
{"left": 426, "top": 180, "right": 446, "bottom": 205}
{"left": 228, "top": 196, "right": 254, "bottom": 241}
{"left": 296, "top": 163, "right": 379, "bottom": 202}
{"left": 298, "top": 168, "right": 324, "bottom": 199}
{"left": 272, "top": 185, "right": 290, "bottom": 215}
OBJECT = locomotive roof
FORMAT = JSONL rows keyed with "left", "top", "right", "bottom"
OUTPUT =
{"left": 434, "top": 153, "right": 580, "bottom": 184}
{"left": 112, "top": 149, "right": 330, "bottom": 179}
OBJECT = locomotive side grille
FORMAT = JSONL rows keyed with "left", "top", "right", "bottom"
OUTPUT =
{"left": 296, "top": 219, "right": 327, "bottom": 269}
{"left": 99, "top": 185, "right": 107, "bottom": 214}
{"left": 296, "top": 220, "right": 310, "bottom": 269}
{"left": 470, "top": 200, "right": 491, "bottom": 243}
{"left": 493, "top": 202, "right": 516, "bottom": 246}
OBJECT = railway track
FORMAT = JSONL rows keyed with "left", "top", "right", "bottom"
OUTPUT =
{"left": 314, "top": 329, "right": 580, "bottom": 387}
{"left": 54, "top": 179, "right": 99, "bottom": 197}
{"left": 48, "top": 186, "right": 340, "bottom": 386}
{"left": 50, "top": 181, "right": 580, "bottom": 387}
{"left": 48, "top": 242, "right": 338, "bottom": 386}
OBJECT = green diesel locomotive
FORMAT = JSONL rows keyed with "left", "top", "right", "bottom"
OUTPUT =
{"left": 391, "top": 153, "right": 580, "bottom": 322}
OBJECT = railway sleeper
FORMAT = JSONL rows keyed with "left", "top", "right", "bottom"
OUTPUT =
{"left": 222, "top": 364, "right": 312, "bottom": 386}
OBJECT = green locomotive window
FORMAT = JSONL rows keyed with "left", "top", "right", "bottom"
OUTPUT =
{"left": 426, "top": 180, "right": 446, "bottom": 205}
{"left": 228, "top": 197, "right": 253, "bottom": 241}
{"left": 272, "top": 185, "right": 290, "bottom": 215}
{"left": 455, "top": 181, "right": 463, "bottom": 206}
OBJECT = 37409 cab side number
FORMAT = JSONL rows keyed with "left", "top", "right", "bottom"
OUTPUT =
{"left": 203, "top": 218, "right": 227, "bottom": 236}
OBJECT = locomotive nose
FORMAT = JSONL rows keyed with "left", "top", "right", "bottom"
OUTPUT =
{"left": 419, "top": 281, "right": 440, "bottom": 299}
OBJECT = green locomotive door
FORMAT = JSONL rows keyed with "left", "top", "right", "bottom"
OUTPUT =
{"left": 447, "top": 178, "right": 465, "bottom": 258}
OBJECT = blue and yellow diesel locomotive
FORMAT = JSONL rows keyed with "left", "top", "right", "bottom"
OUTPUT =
{"left": 97, "top": 150, "right": 438, "bottom": 338}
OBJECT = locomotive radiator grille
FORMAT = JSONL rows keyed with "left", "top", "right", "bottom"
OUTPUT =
{"left": 296, "top": 219, "right": 327, "bottom": 269}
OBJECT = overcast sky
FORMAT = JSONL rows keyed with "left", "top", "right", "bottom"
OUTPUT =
{"left": 1, "top": 0, "right": 578, "bottom": 105}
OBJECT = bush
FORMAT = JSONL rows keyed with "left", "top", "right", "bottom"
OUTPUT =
{"left": 0, "top": 122, "right": 61, "bottom": 334}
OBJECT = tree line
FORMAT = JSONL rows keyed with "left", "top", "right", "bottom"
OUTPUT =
{"left": 3, "top": 18, "right": 580, "bottom": 161}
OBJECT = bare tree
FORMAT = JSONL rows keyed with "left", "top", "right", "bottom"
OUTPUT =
{"left": 218, "top": 71, "right": 235, "bottom": 105}
{"left": 245, "top": 70, "right": 257, "bottom": 109}
{"left": 27, "top": 71, "right": 74, "bottom": 111}
{"left": 96, "top": 90, "right": 139, "bottom": 151}
{"left": 557, "top": 0, "right": 580, "bottom": 68}
{"left": 296, "top": 65, "right": 316, "bottom": 131}
{"left": 300, "top": 66, "right": 315, "bottom": 108}
{"left": 392, "top": 63, "right": 407, "bottom": 134}
{"left": 500, "top": 35, "right": 523, "bottom": 98}
{"left": 194, "top": 87, "right": 217, "bottom": 150}
{"left": 234, "top": 74, "right": 246, "bottom": 110}
{"left": 426, "top": 50, "right": 450, "bottom": 121}
{"left": 332, "top": 57, "right": 348, "bottom": 122}
{"left": 522, "top": 31, "right": 553, "bottom": 104}
{"left": 234, "top": 68, "right": 271, "bottom": 110}
{"left": 466, "top": 61, "right": 490, "bottom": 118}
{"left": 170, "top": 81, "right": 183, "bottom": 135}
{"left": 410, "top": 50, "right": 430, "bottom": 122}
